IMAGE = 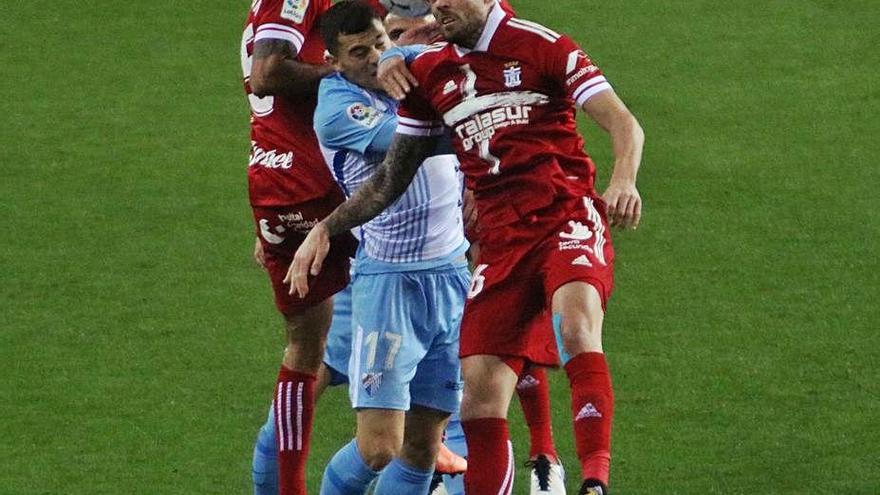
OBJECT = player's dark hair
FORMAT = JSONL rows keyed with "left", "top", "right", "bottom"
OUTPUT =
{"left": 320, "top": 0, "right": 381, "bottom": 55}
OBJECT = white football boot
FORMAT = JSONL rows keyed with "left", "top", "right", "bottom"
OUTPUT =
{"left": 528, "top": 454, "right": 567, "bottom": 495}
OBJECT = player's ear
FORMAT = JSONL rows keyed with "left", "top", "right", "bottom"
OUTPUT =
{"left": 324, "top": 49, "right": 339, "bottom": 68}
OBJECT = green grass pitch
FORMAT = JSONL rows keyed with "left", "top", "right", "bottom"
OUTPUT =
{"left": 2, "top": 1, "right": 878, "bottom": 493}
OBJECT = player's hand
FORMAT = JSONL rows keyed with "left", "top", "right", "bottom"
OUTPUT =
{"left": 253, "top": 237, "right": 267, "bottom": 271}
{"left": 284, "top": 223, "right": 331, "bottom": 298}
{"left": 379, "top": 56, "right": 419, "bottom": 100}
{"left": 397, "top": 21, "right": 443, "bottom": 46}
{"left": 602, "top": 179, "right": 642, "bottom": 229}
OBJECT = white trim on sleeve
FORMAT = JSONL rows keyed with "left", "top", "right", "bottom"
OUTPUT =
{"left": 573, "top": 78, "right": 612, "bottom": 107}
{"left": 254, "top": 23, "right": 305, "bottom": 51}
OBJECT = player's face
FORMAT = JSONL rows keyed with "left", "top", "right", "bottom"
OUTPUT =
{"left": 331, "top": 19, "right": 391, "bottom": 91}
{"left": 428, "top": 0, "right": 493, "bottom": 47}
{"left": 384, "top": 14, "right": 432, "bottom": 43}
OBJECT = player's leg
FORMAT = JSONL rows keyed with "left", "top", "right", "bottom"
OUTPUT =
{"left": 320, "top": 409, "right": 404, "bottom": 495}
{"left": 460, "top": 355, "right": 520, "bottom": 494}
{"left": 373, "top": 406, "right": 448, "bottom": 494}
{"left": 518, "top": 366, "right": 559, "bottom": 461}
{"left": 517, "top": 366, "right": 566, "bottom": 495}
{"left": 553, "top": 281, "right": 613, "bottom": 494}
{"left": 251, "top": 363, "right": 338, "bottom": 495}
{"left": 273, "top": 300, "right": 334, "bottom": 495}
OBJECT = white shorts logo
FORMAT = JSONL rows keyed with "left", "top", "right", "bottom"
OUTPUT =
{"left": 281, "top": 0, "right": 309, "bottom": 23}
{"left": 559, "top": 220, "right": 593, "bottom": 241}
{"left": 259, "top": 219, "right": 285, "bottom": 244}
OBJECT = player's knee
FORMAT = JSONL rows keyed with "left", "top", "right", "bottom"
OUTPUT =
{"left": 558, "top": 308, "right": 603, "bottom": 354}
{"left": 357, "top": 436, "right": 398, "bottom": 471}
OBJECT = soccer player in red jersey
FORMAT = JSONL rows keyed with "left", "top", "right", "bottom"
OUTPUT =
{"left": 240, "top": 0, "right": 365, "bottom": 493}
{"left": 290, "top": 0, "right": 643, "bottom": 493}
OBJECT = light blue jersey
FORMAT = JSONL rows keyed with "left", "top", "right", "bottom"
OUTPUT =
{"left": 314, "top": 72, "right": 468, "bottom": 415}
{"left": 315, "top": 72, "right": 467, "bottom": 270}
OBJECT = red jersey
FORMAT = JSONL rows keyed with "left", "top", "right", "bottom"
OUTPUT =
{"left": 397, "top": 2, "right": 612, "bottom": 232}
{"left": 241, "top": 0, "right": 338, "bottom": 207}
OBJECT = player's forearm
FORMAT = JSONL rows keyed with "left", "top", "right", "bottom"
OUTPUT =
{"left": 323, "top": 134, "right": 436, "bottom": 236}
{"left": 607, "top": 114, "right": 644, "bottom": 185}
{"left": 251, "top": 40, "right": 332, "bottom": 98}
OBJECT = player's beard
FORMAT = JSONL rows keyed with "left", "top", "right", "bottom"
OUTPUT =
{"left": 439, "top": 15, "right": 484, "bottom": 48}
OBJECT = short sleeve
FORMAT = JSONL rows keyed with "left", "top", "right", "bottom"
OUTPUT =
{"left": 397, "top": 87, "right": 445, "bottom": 137}
{"left": 314, "top": 86, "right": 397, "bottom": 155}
{"left": 545, "top": 35, "right": 613, "bottom": 107}
{"left": 252, "top": 0, "right": 325, "bottom": 54}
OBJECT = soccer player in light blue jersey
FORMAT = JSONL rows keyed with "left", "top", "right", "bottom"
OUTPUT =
{"left": 309, "top": 2, "right": 471, "bottom": 494}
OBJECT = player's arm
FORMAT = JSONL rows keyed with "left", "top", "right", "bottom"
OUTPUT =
{"left": 250, "top": 39, "right": 333, "bottom": 98}
{"left": 548, "top": 32, "right": 645, "bottom": 229}
{"left": 582, "top": 91, "right": 645, "bottom": 229}
{"left": 286, "top": 133, "right": 438, "bottom": 296}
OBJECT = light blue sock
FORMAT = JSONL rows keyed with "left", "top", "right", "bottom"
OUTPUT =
{"left": 252, "top": 405, "right": 278, "bottom": 495}
{"left": 320, "top": 439, "right": 380, "bottom": 495}
{"left": 552, "top": 313, "right": 572, "bottom": 365}
{"left": 373, "top": 457, "right": 433, "bottom": 495}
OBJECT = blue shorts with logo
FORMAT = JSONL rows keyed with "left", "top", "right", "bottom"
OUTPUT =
{"left": 323, "top": 283, "right": 353, "bottom": 386}
{"left": 348, "top": 263, "right": 469, "bottom": 413}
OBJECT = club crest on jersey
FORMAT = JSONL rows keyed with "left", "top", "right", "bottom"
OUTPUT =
{"left": 281, "top": 0, "right": 309, "bottom": 23}
{"left": 347, "top": 102, "right": 382, "bottom": 128}
{"left": 361, "top": 372, "right": 383, "bottom": 396}
{"left": 503, "top": 61, "right": 522, "bottom": 88}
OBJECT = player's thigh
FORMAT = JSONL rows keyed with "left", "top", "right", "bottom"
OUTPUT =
{"left": 459, "top": 354, "right": 519, "bottom": 420}
{"left": 348, "top": 273, "right": 428, "bottom": 411}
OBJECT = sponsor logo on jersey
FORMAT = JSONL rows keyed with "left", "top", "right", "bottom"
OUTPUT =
{"left": 346, "top": 102, "right": 382, "bottom": 128}
{"left": 566, "top": 65, "right": 598, "bottom": 87}
{"left": 281, "top": 0, "right": 309, "bottom": 24}
{"left": 503, "top": 61, "right": 522, "bottom": 88}
{"left": 278, "top": 211, "right": 319, "bottom": 234}
{"left": 453, "top": 106, "right": 534, "bottom": 152}
{"left": 250, "top": 142, "right": 294, "bottom": 169}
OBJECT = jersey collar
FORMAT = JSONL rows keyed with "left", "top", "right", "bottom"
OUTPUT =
{"left": 453, "top": 1, "right": 507, "bottom": 57}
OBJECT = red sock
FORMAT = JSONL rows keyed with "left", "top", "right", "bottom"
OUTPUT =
{"left": 565, "top": 352, "right": 614, "bottom": 485}
{"left": 516, "top": 367, "right": 558, "bottom": 461}
{"left": 273, "top": 366, "right": 316, "bottom": 495}
{"left": 462, "top": 418, "right": 515, "bottom": 495}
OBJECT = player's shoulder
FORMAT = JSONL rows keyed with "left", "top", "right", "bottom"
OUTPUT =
{"left": 411, "top": 42, "right": 452, "bottom": 68}
{"left": 500, "top": 16, "right": 567, "bottom": 47}
{"left": 316, "top": 74, "right": 371, "bottom": 117}
{"left": 251, "top": 0, "right": 330, "bottom": 24}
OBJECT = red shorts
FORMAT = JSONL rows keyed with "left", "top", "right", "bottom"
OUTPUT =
{"left": 253, "top": 196, "right": 358, "bottom": 316}
{"left": 460, "top": 195, "right": 615, "bottom": 366}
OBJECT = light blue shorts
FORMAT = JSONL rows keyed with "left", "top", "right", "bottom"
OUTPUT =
{"left": 323, "top": 283, "right": 353, "bottom": 386}
{"left": 348, "top": 264, "right": 469, "bottom": 413}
